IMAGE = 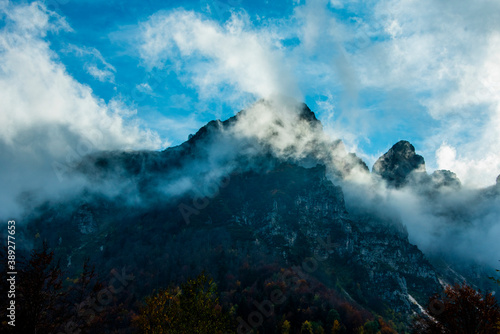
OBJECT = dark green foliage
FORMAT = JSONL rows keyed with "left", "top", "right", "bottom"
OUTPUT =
{"left": 0, "top": 243, "right": 129, "bottom": 334}
{"left": 10, "top": 243, "right": 64, "bottom": 334}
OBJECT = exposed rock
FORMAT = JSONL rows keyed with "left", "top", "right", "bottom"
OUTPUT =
{"left": 342, "top": 153, "right": 370, "bottom": 175}
{"left": 430, "top": 170, "right": 461, "bottom": 190}
{"left": 207, "top": 163, "right": 440, "bottom": 316}
{"left": 73, "top": 204, "right": 97, "bottom": 234}
{"left": 372, "top": 140, "right": 426, "bottom": 188}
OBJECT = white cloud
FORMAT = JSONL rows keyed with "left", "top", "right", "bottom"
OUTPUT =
{"left": 371, "top": 0, "right": 500, "bottom": 186}
{"left": 0, "top": 2, "right": 160, "bottom": 151}
{"left": 437, "top": 143, "right": 500, "bottom": 186}
{"left": 138, "top": 9, "right": 301, "bottom": 103}
{"left": 0, "top": 1, "right": 162, "bottom": 218}
{"left": 134, "top": 0, "right": 500, "bottom": 187}
{"left": 136, "top": 82, "right": 153, "bottom": 93}
{"left": 85, "top": 64, "right": 115, "bottom": 82}
{"left": 65, "top": 45, "right": 116, "bottom": 83}
{"left": 290, "top": 0, "right": 500, "bottom": 187}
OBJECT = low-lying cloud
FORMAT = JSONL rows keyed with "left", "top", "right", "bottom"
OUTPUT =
{"left": 0, "top": 1, "right": 162, "bottom": 219}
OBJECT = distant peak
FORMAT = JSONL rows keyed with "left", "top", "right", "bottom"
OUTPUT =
{"left": 431, "top": 170, "right": 461, "bottom": 190}
{"left": 390, "top": 140, "right": 417, "bottom": 158}
{"left": 372, "top": 140, "right": 426, "bottom": 188}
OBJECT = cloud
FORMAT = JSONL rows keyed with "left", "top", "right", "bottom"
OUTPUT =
{"left": 341, "top": 164, "right": 500, "bottom": 270}
{"left": 138, "top": 9, "right": 301, "bottom": 103}
{"left": 65, "top": 45, "right": 116, "bottom": 83}
{"left": 436, "top": 143, "right": 500, "bottom": 187}
{"left": 109, "top": 0, "right": 500, "bottom": 189}
{"left": 131, "top": 1, "right": 500, "bottom": 271}
{"left": 347, "top": 0, "right": 500, "bottom": 187}
{"left": 0, "top": 1, "right": 162, "bottom": 219}
{"left": 244, "top": 0, "right": 496, "bottom": 187}
{"left": 136, "top": 82, "right": 153, "bottom": 94}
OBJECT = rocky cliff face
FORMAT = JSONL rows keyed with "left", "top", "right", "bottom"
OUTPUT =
{"left": 186, "top": 162, "right": 441, "bottom": 316}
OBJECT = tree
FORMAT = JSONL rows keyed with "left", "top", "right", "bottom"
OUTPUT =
{"left": 327, "top": 309, "right": 341, "bottom": 326}
{"left": 489, "top": 262, "right": 500, "bottom": 285}
{"left": 311, "top": 321, "right": 325, "bottom": 334}
{"left": 331, "top": 319, "right": 341, "bottom": 334}
{"left": 0, "top": 243, "right": 111, "bottom": 334}
{"left": 412, "top": 283, "right": 500, "bottom": 334}
{"left": 134, "top": 272, "right": 233, "bottom": 333}
{"left": 301, "top": 320, "right": 314, "bottom": 334}
{"left": 62, "top": 258, "right": 112, "bottom": 333}
{"left": 0, "top": 242, "right": 66, "bottom": 334}
{"left": 282, "top": 320, "right": 291, "bottom": 334}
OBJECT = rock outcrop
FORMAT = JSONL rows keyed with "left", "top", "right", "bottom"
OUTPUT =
{"left": 430, "top": 170, "right": 461, "bottom": 190}
{"left": 372, "top": 140, "right": 426, "bottom": 188}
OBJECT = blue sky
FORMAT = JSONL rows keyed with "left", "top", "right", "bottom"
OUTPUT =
{"left": 1, "top": 0, "right": 500, "bottom": 188}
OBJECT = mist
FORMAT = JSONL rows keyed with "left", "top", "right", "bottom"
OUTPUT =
{"left": 339, "top": 162, "right": 500, "bottom": 271}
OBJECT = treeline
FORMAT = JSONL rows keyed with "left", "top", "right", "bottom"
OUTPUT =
{"left": 0, "top": 243, "right": 135, "bottom": 334}
{"left": 1, "top": 244, "right": 499, "bottom": 333}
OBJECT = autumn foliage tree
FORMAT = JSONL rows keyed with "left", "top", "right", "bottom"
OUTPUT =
{"left": 412, "top": 283, "right": 500, "bottom": 334}
{"left": 134, "top": 272, "right": 233, "bottom": 333}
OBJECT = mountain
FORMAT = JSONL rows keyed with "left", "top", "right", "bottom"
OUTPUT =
{"left": 16, "top": 99, "right": 499, "bottom": 331}
{"left": 372, "top": 140, "right": 465, "bottom": 194}
{"left": 372, "top": 140, "right": 426, "bottom": 188}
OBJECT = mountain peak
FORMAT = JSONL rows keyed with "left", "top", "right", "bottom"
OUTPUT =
{"left": 177, "top": 99, "right": 321, "bottom": 155}
{"left": 297, "top": 102, "right": 319, "bottom": 123}
{"left": 372, "top": 140, "right": 426, "bottom": 188}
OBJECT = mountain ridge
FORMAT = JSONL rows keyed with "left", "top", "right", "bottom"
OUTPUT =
{"left": 16, "top": 99, "right": 500, "bottom": 331}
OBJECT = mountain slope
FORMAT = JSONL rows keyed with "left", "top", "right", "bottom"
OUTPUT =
{"left": 19, "top": 99, "right": 499, "bottom": 330}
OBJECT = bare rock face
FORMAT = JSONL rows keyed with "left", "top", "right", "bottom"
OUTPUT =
{"left": 210, "top": 163, "right": 440, "bottom": 316}
{"left": 430, "top": 170, "right": 461, "bottom": 190}
{"left": 497, "top": 174, "right": 500, "bottom": 185}
{"left": 73, "top": 204, "right": 97, "bottom": 234}
{"left": 372, "top": 141, "right": 426, "bottom": 188}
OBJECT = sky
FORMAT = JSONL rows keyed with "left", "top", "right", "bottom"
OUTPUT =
{"left": 1, "top": 0, "right": 500, "bottom": 192}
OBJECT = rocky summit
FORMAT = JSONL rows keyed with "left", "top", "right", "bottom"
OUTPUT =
{"left": 372, "top": 140, "right": 426, "bottom": 188}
